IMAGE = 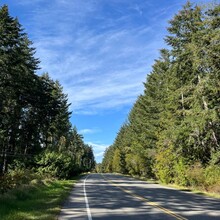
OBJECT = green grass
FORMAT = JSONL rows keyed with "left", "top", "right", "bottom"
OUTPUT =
{"left": 0, "top": 178, "right": 78, "bottom": 220}
{"left": 165, "top": 183, "right": 220, "bottom": 199}
{"left": 124, "top": 173, "right": 220, "bottom": 199}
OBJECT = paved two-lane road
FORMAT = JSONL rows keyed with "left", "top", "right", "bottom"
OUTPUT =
{"left": 59, "top": 173, "right": 220, "bottom": 219}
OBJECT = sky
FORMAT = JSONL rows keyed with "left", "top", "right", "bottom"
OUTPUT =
{"left": 1, "top": 0, "right": 212, "bottom": 163}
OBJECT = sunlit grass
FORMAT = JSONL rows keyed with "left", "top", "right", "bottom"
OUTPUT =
{"left": 165, "top": 183, "right": 220, "bottom": 199}
{"left": 0, "top": 178, "right": 77, "bottom": 220}
{"left": 125, "top": 174, "right": 220, "bottom": 199}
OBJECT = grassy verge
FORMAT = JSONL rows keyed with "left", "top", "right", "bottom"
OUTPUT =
{"left": 123, "top": 174, "right": 220, "bottom": 199}
{"left": 165, "top": 183, "right": 220, "bottom": 199}
{"left": 0, "top": 178, "right": 78, "bottom": 220}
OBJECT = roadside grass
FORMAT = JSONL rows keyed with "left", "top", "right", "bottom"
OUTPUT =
{"left": 119, "top": 173, "right": 220, "bottom": 199}
{"left": 165, "top": 183, "right": 220, "bottom": 199}
{"left": 0, "top": 178, "right": 78, "bottom": 220}
{"left": 142, "top": 178, "right": 220, "bottom": 199}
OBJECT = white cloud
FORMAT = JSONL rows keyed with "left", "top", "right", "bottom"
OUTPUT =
{"left": 17, "top": 0, "right": 45, "bottom": 5}
{"left": 7, "top": 0, "right": 210, "bottom": 162}
{"left": 34, "top": 25, "right": 161, "bottom": 114}
{"left": 17, "top": 0, "right": 169, "bottom": 115}
{"left": 79, "top": 128, "right": 101, "bottom": 135}
{"left": 132, "top": 4, "right": 143, "bottom": 16}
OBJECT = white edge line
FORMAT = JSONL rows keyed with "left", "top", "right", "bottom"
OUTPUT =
{"left": 84, "top": 175, "right": 92, "bottom": 220}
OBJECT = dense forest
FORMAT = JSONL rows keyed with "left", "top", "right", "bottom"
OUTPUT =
{"left": 102, "top": 2, "right": 220, "bottom": 191}
{"left": 0, "top": 5, "right": 95, "bottom": 192}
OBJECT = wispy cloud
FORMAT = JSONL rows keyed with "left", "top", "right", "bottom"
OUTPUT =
{"left": 5, "top": 0, "right": 211, "bottom": 162}
{"left": 79, "top": 128, "right": 101, "bottom": 135}
{"left": 33, "top": 26, "right": 162, "bottom": 114}
{"left": 132, "top": 4, "right": 143, "bottom": 16}
{"left": 17, "top": 0, "right": 45, "bottom": 5}
{"left": 13, "top": 0, "right": 172, "bottom": 115}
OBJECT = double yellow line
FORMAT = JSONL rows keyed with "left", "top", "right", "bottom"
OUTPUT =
{"left": 101, "top": 174, "right": 187, "bottom": 220}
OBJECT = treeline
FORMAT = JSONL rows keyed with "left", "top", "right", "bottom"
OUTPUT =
{"left": 102, "top": 2, "right": 220, "bottom": 190}
{"left": 0, "top": 4, "right": 95, "bottom": 184}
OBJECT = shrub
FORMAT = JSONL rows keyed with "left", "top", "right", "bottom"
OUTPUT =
{"left": 173, "top": 158, "right": 189, "bottom": 186}
{"left": 36, "top": 151, "right": 77, "bottom": 179}
{"left": 0, "top": 168, "right": 39, "bottom": 194}
{"left": 204, "top": 165, "right": 220, "bottom": 186}
{"left": 154, "top": 145, "right": 175, "bottom": 184}
{"left": 187, "top": 162, "right": 205, "bottom": 188}
{"left": 125, "top": 153, "right": 139, "bottom": 176}
{"left": 0, "top": 174, "right": 14, "bottom": 194}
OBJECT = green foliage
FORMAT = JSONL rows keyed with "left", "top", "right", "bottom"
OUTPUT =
{"left": 0, "top": 4, "right": 40, "bottom": 173}
{"left": 36, "top": 151, "right": 75, "bottom": 179}
{"left": 155, "top": 145, "right": 175, "bottom": 184}
{"left": 102, "top": 1, "right": 220, "bottom": 194}
{"left": 0, "top": 174, "right": 14, "bottom": 194}
{"left": 0, "top": 5, "right": 95, "bottom": 181}
{"left": 0, "top": 179, "right": 76, "bottom": 220}
{"left": 205, "top": 165, "right": 220, "bottom": 186}
{"left": 112, "top": 148, "right": 127, "bottom": 174}
{"left": 186, "top": 162, "right": 205, "bottom": 188}
{"left": 102, "top": 146, "right": 115, "bottom": 173}
{"left": 204, "top": 152, "right": 220, "bottom": 187}
{"left": 125, "top": 153, "right": 149, "bottom": 177}
{"left": 0, "top": 168, "right": 40, "bottom": 194}
{"left": 173, "top": 158, "right": 189, "bottom": 186}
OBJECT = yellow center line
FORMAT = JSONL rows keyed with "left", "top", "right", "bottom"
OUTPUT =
{"left": 101, "top": 174, "right": 187, "bottom": 220}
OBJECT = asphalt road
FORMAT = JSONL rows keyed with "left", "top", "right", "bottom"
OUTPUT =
{"left": 58, "top": 173, "right": 220, "bottom": 220}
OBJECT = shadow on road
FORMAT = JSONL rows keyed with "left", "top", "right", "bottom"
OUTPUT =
{"left": 104, "top": 174, "right": 220, "bottom": 220}
{"left": 59, "top": 174, "right": 220, "bottom": 220}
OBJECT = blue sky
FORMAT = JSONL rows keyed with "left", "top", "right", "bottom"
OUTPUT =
{"left": 1, "top": 0, "right": 211, "bottom": 163}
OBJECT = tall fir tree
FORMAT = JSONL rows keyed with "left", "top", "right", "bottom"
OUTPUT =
{"left": 0, "top": 5, "right": 39, "bottom": 173}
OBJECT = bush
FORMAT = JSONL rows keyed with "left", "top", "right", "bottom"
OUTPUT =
{"left": 125, "top": 153, "right": 139, "bottom": 176}
{"left": 0, "top": 174, "right": 14, "bottom": 194}
{"left": 205, "top": 151, "right": 220, "bottom": 185}
{"left": 0, "top": 168, "right": 39, "bottom": 194}
{"left": 187, "top": 162, "right": 205, "bottom": 188}
{"left": 154, "top": 145, "right": 175, "bottom": 184}
{"left": 174, "top": 158, "right": 189, "bottom": 186}
{"left": 204, "top": 165, "right": 220, "bottom": 186}
{"left": 36, "top": 151, "right": 77, "bottom": 179}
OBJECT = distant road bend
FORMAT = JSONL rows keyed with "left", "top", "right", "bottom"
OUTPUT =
{"left": 59, "top": 173, "right": 220, "bottom": 220}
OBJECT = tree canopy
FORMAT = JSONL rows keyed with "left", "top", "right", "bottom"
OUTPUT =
{"left": 0, "top": 5, "right": 95, "bottom": 178}
{"left": 102, "top": 1, "right": 220, "bottom": 189}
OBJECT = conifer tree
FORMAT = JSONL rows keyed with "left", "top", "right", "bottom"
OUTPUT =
{"left": 0, "top": 5, "right": 96, "bottom": 177}
{"left": 102, "top": 2, "right": 220, "bottom": 185}
{"left": 0, "top": 5, "right": 39, "bottom": 173}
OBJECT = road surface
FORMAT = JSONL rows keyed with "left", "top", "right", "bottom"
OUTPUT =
{"left": 58, "top": 173, "right": 220, "bottom": 220}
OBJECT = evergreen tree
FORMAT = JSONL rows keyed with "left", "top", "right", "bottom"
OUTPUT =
{"left": 0, "top": 5, "right": 39, "bottom": 173}
{"left": 102, "top": 2, "right": 220, "bottom": 186}
{"left": 0, "top": 5, "right": 96, "bottom": 178}
{"left": 102, "top": 146, "right": 115, "bottom": 173}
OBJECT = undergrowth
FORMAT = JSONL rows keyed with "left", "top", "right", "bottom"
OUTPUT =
{"left": 0, "top": 177, "right": 76, "bottom": 220}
